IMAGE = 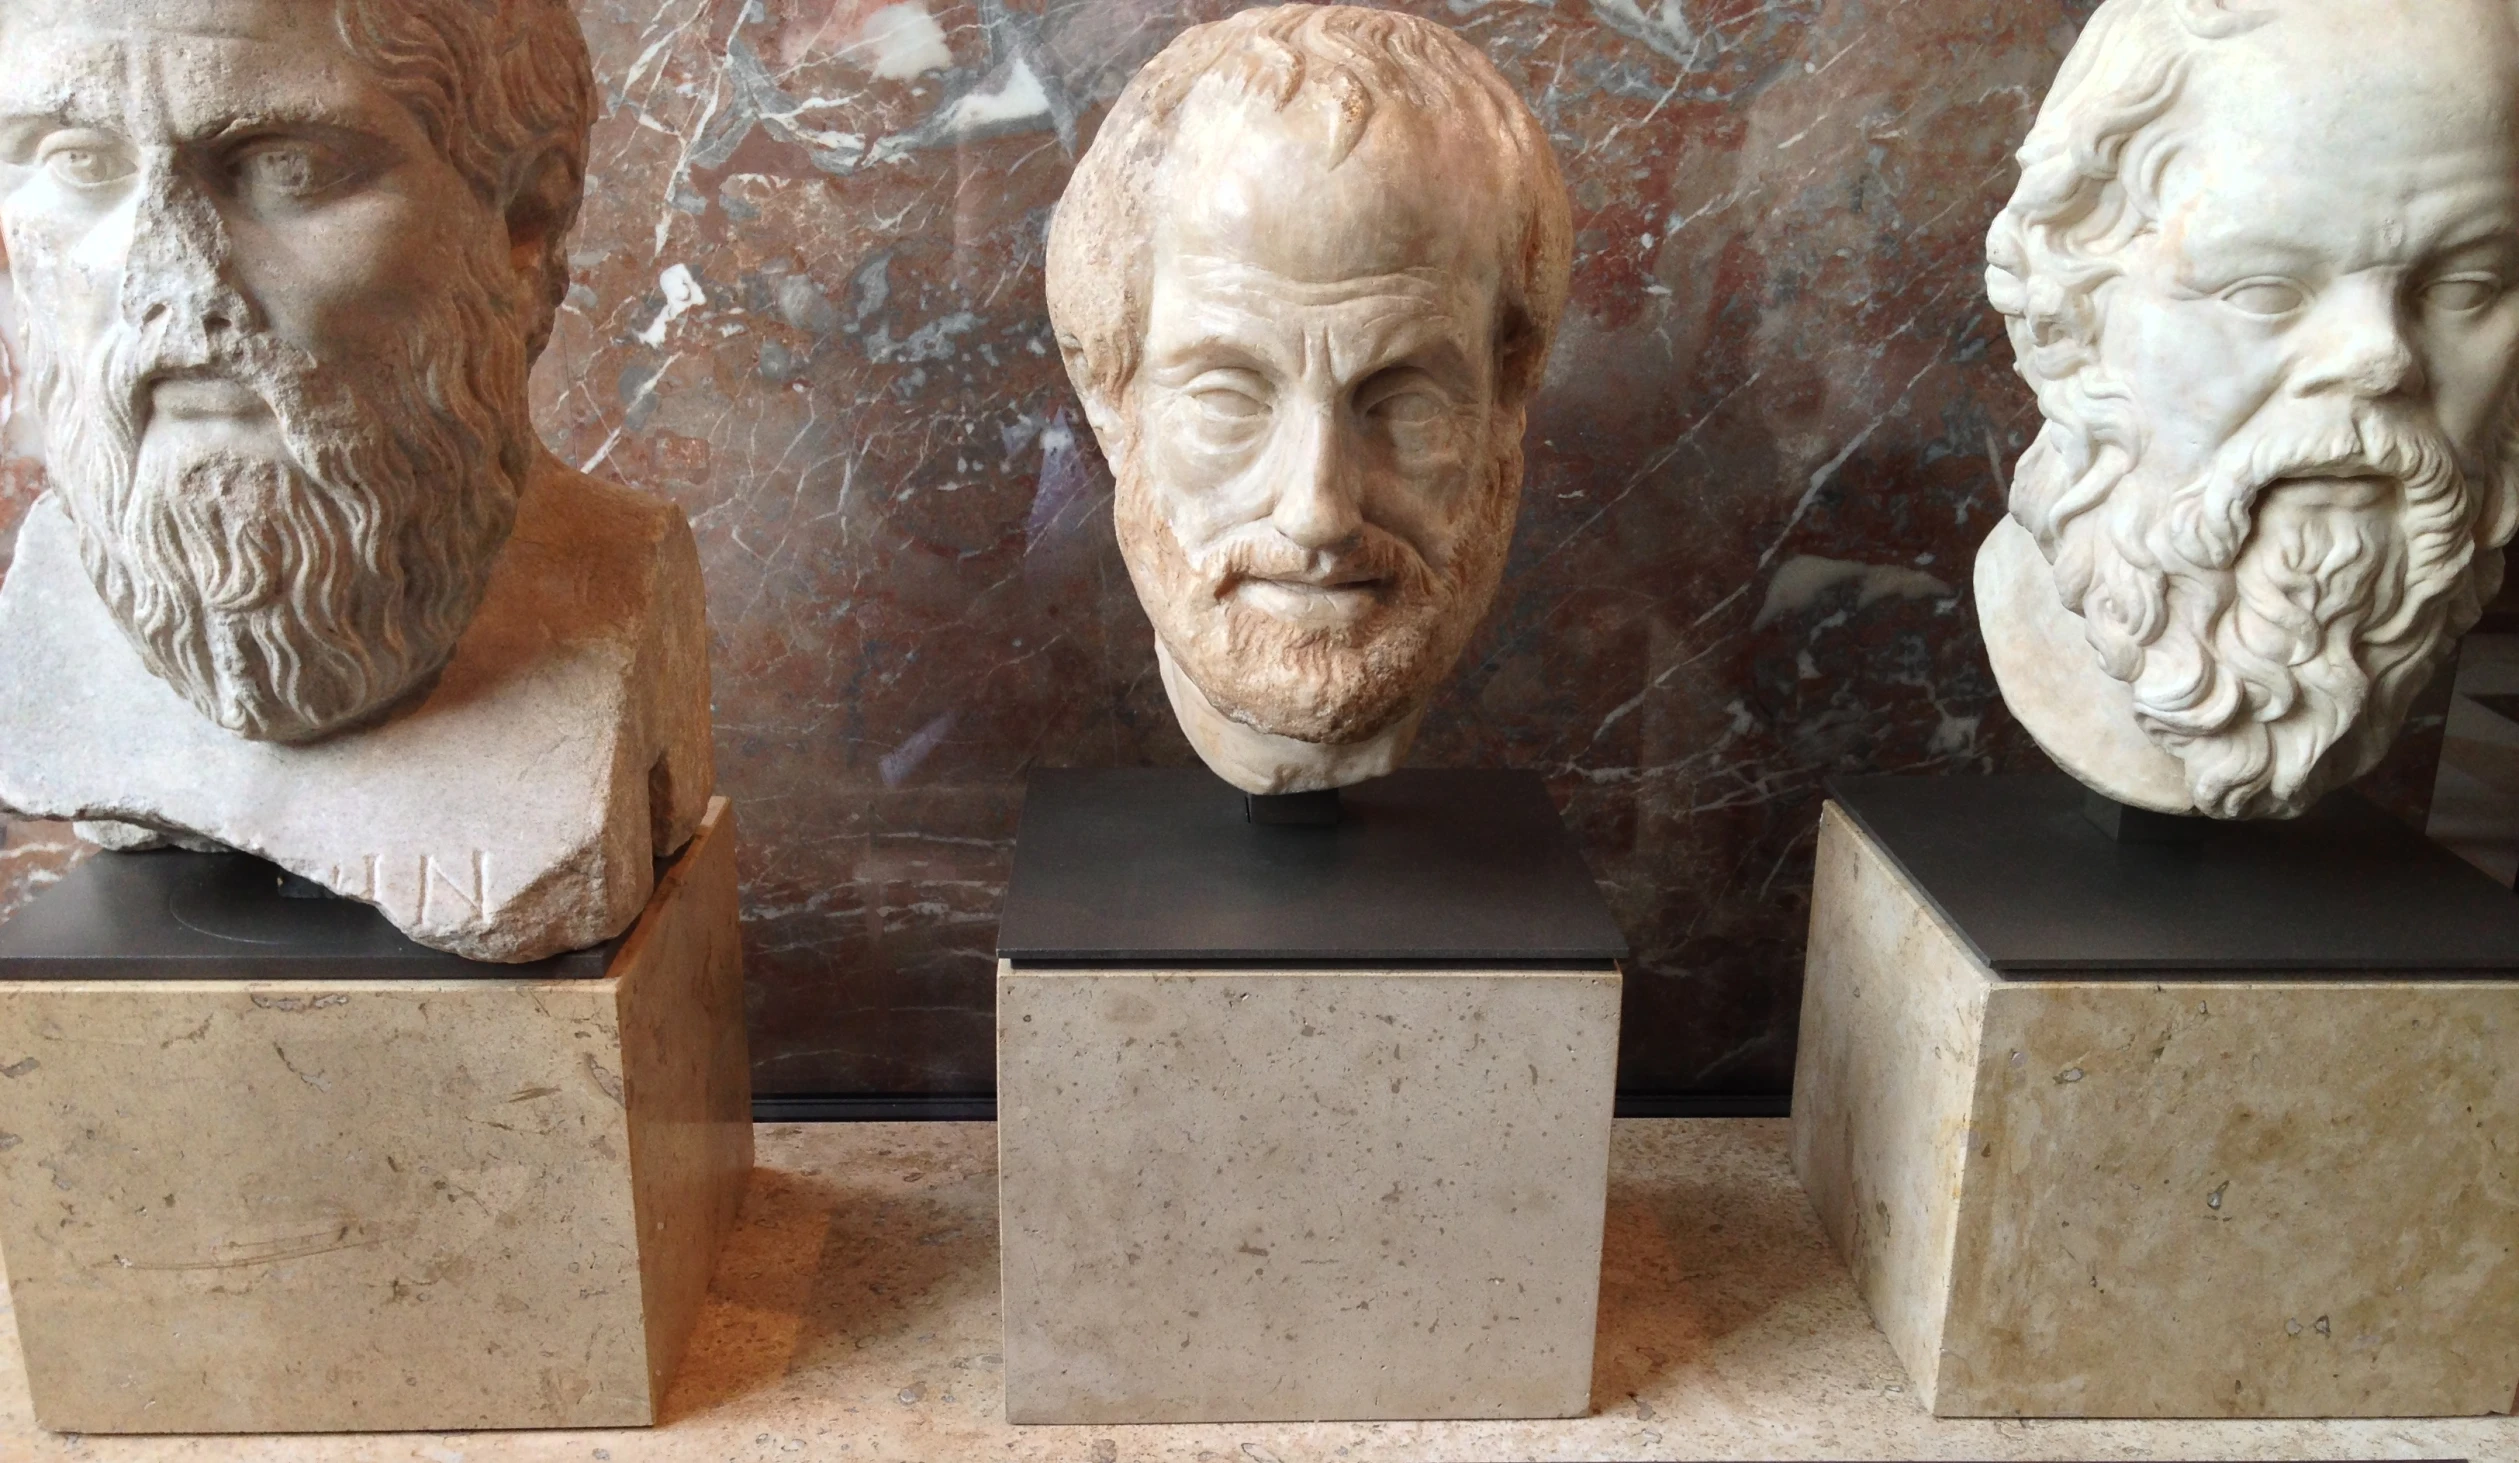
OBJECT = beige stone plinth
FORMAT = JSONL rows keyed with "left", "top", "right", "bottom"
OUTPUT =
{"left": 1790, "top": 801, "right": 2519, "bottom": 1419}
{"left": 997, "top": 961, "right": 1620, "bottom": 1424}
{"left": 0, "top": 799, "right": 753, "bottom": 1434}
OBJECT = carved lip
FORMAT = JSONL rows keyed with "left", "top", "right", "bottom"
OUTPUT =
{"left": 1235, "top": 567, "right": 1388, "bottom": 590}
{"left": 1231, "top": 575, "right": 1388, "bottom": 626}
{"left": 2263, "top": 470, "right": 2395, "bottom": 509}
{"left": 145, "top": 371, "right": 270, "bottom": 423}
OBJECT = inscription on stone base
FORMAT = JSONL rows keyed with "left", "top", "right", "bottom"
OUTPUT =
{"left": 0, "top": 799, "right": 752, "bottom": 1434}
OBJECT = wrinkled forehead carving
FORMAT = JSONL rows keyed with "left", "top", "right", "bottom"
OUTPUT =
{"left": 1996, "top": 0, "right": 2519, "bottom": 279}
{"left": 1986, "top": 0, "right": 2519, "bottom": 420}
{"left": 1046, "top": 5, "right": 1572, "bottom": 417}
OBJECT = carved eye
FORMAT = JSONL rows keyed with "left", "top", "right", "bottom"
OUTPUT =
{"left": 37, "top": 134, "right": 133, "bottom": 190}
{"left": 228, "top": 139, "right": 356, "bottom": 203}
{"left": 2423, "top": 275, "right": 2502, "bottom": 313}
{"left": 2220, "top": 279, "right": 2308, "bottom": 318}
{"left": 1368, "top": 391, "right": 1443, "bottom": 427}
{"left": 1180, "top": 370, "right": 1269, "bottom": 428}
{"left": 1199, "top": 387, "right": 1269, "bottom": 423}
{"left": 1357, "top": 370, "right": 1448, "bottom": 429}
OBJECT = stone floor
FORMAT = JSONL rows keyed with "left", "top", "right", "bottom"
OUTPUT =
{"left": 1, "top": 1120, "right": 2508, "bottom": 1463}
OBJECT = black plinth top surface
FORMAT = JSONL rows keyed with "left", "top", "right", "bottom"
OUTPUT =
{"left": 0, "top": 849, "right": 612, "bottom": 981}
{"left": 2471, "top": 692, "right": 2519, "bottom": 726}
{"left": 1830, "top": 774, "right": 2519, "bottom": 976}
{"left": 997, "top": 768, "right": 1629, "bottom": 965}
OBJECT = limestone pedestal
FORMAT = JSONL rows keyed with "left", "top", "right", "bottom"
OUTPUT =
{"left": 994, "top": 770, "right": 1626, "bottom": 1423}
{"left": 0, "top": 798, "right": 753, "bottom": 1434}
{"left": 1790, "top": 776, "right": 2519, "bottom": 1419}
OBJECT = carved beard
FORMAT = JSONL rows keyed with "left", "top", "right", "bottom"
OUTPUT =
{"left": 1115, "top": 438, "right": 1522, "bottom": 746}
{"left": 23, "top": 236, "right": 532, "bottom": 744}
{"left": 2035, "top": 406, "right": 2511, "bottom": 818}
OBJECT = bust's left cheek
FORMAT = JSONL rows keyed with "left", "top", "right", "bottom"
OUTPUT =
{"left": 263, "top": 184, "right": 427, "bottom": 269}
{"left": 2423, "top": 303, "right": 2519, "bottom": 445}
{"left": 0, "top": 174, "right": 84, "bottom": 279}
{"left": 1405, "top": 409, "right": 1485, "bottom": 476}
{"left": 2462, "top": 296, "right": 2519, "bottom": 379}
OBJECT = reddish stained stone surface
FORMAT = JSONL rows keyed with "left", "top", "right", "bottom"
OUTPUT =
{"left": 0, "top": 819, "right": 88, "bottom": 931}
{"left": 0, "top": 0, "right": 2425, "bottom": 1097}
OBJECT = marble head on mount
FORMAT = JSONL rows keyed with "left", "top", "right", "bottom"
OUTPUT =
{"left": 0, "top": 0, "right": 716, "bottom": 961}
{"left": 1979, "top": 0, "right": 2519, "bottom": 819}
{"left": 1047, "top": 5, "right": 1573, "bottom": 795}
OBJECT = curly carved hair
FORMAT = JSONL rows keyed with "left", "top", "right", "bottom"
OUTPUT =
{"left": 1047, "top": 5, "right": 1572, "bottom": 421}
{"left": 336, "top": 0, "right": 597, "bottom": 363}
{"left": 1982, "top": 0, "right": 2279, "bottom": 553}
{"left": 1981, "top": 0, "right": 2519, "bottom": 816}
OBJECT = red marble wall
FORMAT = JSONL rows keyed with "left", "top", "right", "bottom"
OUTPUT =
{"left": 539, "top": 0, "right": 2101, "bottom": 1096}
{"left": 1, "top": 0, "right": 2126, "bottom": 1094}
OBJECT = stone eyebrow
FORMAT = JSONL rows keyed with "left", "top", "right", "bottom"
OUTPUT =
{"left": 2168, "top": 228, "right": 2327, "bottom": 280}
{"left": 1146, "top": 331, "right": 1287, "bottom": 378}
{"left": 187, "top": 101, "right": 402, "bottom": 146}
{"left": 2174, "top": 220, "right": 2323, "bottom": 256}
{"left": 0, "top": 106, "right": 94, "bottom": 164}
{"left": 0, "top": 96, "right": 108, "bottom": 135}
{"left": 0, "top": 98, "right": 397, "bottom": 150}
{"left": 1337, "top": 300, "right": 1477, "bottom": 358}
{"left": 2427, "top": 217, "right": 2519, "bottom": 259}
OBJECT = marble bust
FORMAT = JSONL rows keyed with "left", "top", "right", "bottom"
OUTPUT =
{"left": 0, "top": 0, "right": 714, "bottom": 960}
{"left": 1979, "top": 0, "right": 2519, "bottom": 819}
{"left": 1046, "top": 5, "right": 1572, "bottom": 795}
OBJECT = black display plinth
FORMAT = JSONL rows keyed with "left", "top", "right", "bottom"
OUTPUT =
{"left": 996, "top": 768, "right": 1629, "bottom": 965}
{"left": 0, "top": 849, "right": 612, "bottom": 980}
{"left": 1828, "top": 773, "right": 2519, "bottom": 977}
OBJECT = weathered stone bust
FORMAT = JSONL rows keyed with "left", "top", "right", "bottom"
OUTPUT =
{"left": 1980, "top": 0, "right": 2519, "bottom": 819}
{"left": 1047, "top": 5, "right": 1572, "bottom": 795}
{"left": 0, "top": 0, "right": 714, "bottom": 960}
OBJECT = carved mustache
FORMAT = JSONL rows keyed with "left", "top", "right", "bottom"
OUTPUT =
{"left": 1198, "top": 523, "right": 1433, "bottom": 599}
{"left": 2175, "top": 409, "right": 2466, "bottom": 572}
{"left": 83, "top": 326, "right": 320, "bottom": 440}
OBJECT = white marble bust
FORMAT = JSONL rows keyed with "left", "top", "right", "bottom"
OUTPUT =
{"left": 1046, "top": 5, "right": 1572, "bottom": 795}
{"left": 0, "top": 0, "right": 714, "bottom": 960}
{"left": 1979, "top": 0, "right": 2519, "bottom": 819}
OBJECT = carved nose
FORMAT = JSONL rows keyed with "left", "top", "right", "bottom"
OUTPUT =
{"left": 117, "top": 169, "right": 258, "bottom": 351}
{"left": 2314, "top": 330, "right": 2418, "bottom": 399}
{"left": 139, "top": 300, "right": 236, "bottom": 333}
{"left": 2297, "top": 284, "right": 2423, "bottom": 401}
{"left": 1271, "top": 406, "right": 1364, "bottom": 550}
{"left": 2345, "top": 344, "right": 2417, "bottom": 398}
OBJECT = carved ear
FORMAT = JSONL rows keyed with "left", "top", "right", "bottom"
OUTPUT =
{"left": 1055, "top": 331, "right": 1128, "bottom": 458}
{"left": 0, "top": 233, "right": 17, "bottom": 416}
{"left": 504, "top": 145, "right": 577, "bottom": 279}
{"left": 503, "top": 145, "right": 580, "bottom": 359}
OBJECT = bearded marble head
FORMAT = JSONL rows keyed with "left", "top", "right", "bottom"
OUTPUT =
{"left": 0, "top": 0, "right": 594, "bottom": 744}
{"left": 1978, "top": 0, "right": 2519, "bottom": 819}
{"left": 1046, "top": 4, "right": 1572, "bottom": 795}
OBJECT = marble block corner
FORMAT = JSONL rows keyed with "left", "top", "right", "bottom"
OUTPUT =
{"left": 1791, "top": 800, "right": 2519, "bottom": 1419}
{"left": 0, "top": 798, "right": 752, "bottom": 1434}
